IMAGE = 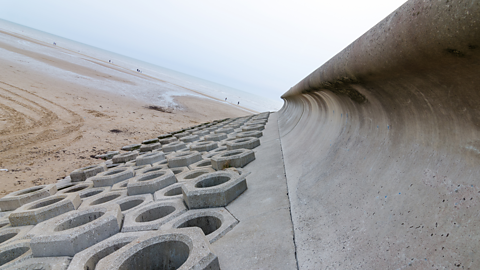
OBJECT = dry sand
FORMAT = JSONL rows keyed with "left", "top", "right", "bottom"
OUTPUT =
{"left": 0, "top": 29, "right": 251, "bottom": 196}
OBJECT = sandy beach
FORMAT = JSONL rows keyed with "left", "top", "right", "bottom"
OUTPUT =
{"left": 0, "top": 29, "right": 250, "bottom": 196}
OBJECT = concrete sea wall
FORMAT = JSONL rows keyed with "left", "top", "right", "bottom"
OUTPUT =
{"left": 278, "top": 0, "right": 480, "bottom": 268}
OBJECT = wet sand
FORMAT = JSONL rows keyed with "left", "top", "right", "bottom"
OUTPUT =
{"left": 0, "top": 29, "right": 250, "bottom": 196}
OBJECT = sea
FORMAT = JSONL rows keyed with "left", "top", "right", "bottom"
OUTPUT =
{"left": 0, "top": 19, "right": 283, "bottom": 113}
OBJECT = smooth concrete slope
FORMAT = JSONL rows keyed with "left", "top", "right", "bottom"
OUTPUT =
{"left": 278, "top": 0, "right": 480, "bottom": 269}
{"left": 213, "top": 113, "right": 297, "bottom": 269}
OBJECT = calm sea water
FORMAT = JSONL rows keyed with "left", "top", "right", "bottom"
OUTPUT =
{"left": 0, "top": 19, "right": 282, "bottom": 112}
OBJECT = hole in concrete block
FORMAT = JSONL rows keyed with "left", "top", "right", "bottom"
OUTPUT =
{"left": 221, "top": 151, "right": 243, "bottom": 157}
{"left": 120, "top": 182, "right": 128, "bottom": 188}
{"left": 138, "top": 172, "right": 165, "bottom": 182}
{"left": 196, "top": 160, "right": 211, "bottom": 167}
{"left": 0, "top": 246, "right": 30, "bottom": 266}
{"left": 177, "top": 216, "right": 222, "bottom": 236}
{"left": 235, "top": 139, "right": 250, "bottom": 143}
{"left": 85, "top": 241, "right": 131, "bottom": 270}
{"left": 81, "top": 165, "right": 97, "bottom": 171}
{"left": 0, "top": 233, "right": 17, "bottom": 245}
{"left": 119, "top": 199, "right": 143, "bottom": 212}
{"left": 176, "top": 153, "right": 190, "bottom": 157}
{"left": 64, "top": 185, "right": 89, "bottom": 193}
{"left": 136, "top": 206, "right": 175, "bottom": 222}
{"left": 144, "top": 167, "right": 163, "bottom": 174}
{"left": 55, "top": 211, "right": 105, "bottom": 231}
{"left": 184, "top": 171, "right": 208, "bottom": 180}
{"left": 91, "top": 194, "right": 122, "bottom": 206}
{"left": 29, "top": 197, "right": 64, "bottom": 210}
{"left": 105, "top": 169, "right": 124, "bottom": 176}
{"left": 17, "top": 187, "right": 42, "bottom": 195}
{"left": 164, "top": 187, "right": 182, "bottom": 196}
{"left": 57, "top": 183, "right": 75, "bottom": 191}
{"left": 118, "top": 240, "right": 189, "bottom": 270}
{"left": 195, "top": 176, "right": 231, "bottom": 188}
{"left": 80, "top": 190, "right": 103, "bottom": 198}
{"left": 171, "top": 169, "right": 183, "bottom": 175}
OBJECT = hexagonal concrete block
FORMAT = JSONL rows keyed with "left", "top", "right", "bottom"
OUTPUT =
{"left": 78, "top": 187, "right": 111, "bottom": 201}
{"left": 79, "top": 190, "right": 128, "bottom": 210}
{"left": 226, "top": 137, "right": 261, "bottom": 150}
{"left": 188, "top": 159, "right": 214, "bottom": 170}
{"left": 214, "top": 127, "right": 234, "bottom": 134}
{"left": 162, "top": 141, "right": 187, "bottom": 153}
{"left": 190, "top": 141, "right": 218, "bottom": 152}
{"left": 161, "top": 207, "right": 238, "bottom": 244}
{"left": 95, "top": 228, "right": 219, "bottom": 270}
{"left": 135, "top": 151, "right": 165, "bottom": 166}
{"left": 29, "top": 204, "right": 122, "bottom": 257}
{"left": 135, "top": 164, "right": 165, "bottom": 175}
{"left": 242, "top": 124, "right": 265, "bottom": 131}
{"left": 0, "top": 185, "right": 57, "bottom": 211}
{"left": 90, "top": 167, "right": 135, "bottom": 187}
{"left": 112, "top": 151, "right": 138, "bottom": 163}
{"left": 176, "top": 168, "right": 216, "bottom": 183}
{"left": 236, "top": 130, "right": 263, "bottom": 138}
{"left": 154, "top": 183, "right": 184, "bottom": 201}
{"left": 192, "top": 130, "right": 210, "bottom": 136}
{"left": 167, "top": 151, "right": 202, "bottom": 168}
{"left": 203, "top": 133, "right": 227, "bottom": 142}
{"left": 169, "top": 166, "right": 190, "bottom": 175}
{"left": 182, "top": 171, "right": 248, "bottom": 209}
{"left": 0, "top": 239, "right": 33, "bottom": 269}
{"left": 95, "top": 151, "right": 119, "bottom": 160}
{"left": 142, "top": 138, "right": 159, "bottom": 144}
{"left": 139, "top": 143, "right": 161, "bottom": 152}
{"left": 8, "top": 194, "right": 81, "bottom": 226}
{"left": 114, "top": 194, "right": 153, "bottom": 215}
{"left": 68, "top": 231, "right": 147, "bottom": 270}
{"left": 127, "top": 169, "right": 176, "bottom": 196}
{"left": 158, "top": 137, "right": 177, "bottom": 145}
{"left": 70, "top": 164, "right": 107, "bottom": 182}
{"left": 211, "top": 149, "right": 255, "bottom": 170}
{"left": 57, "top": 182, "right": 93, "bottom": 195}
{"left": 121, "top": 144, "right": 141, "bottom": 151}
{"left": 0, "top": 225, "right": 34, "bottom": 247}
{"left": 122, "top": 199, "right": 187, "bottom": 232}
{"left": 11, "top": 257, "right": 71, "bottom": 270}
{"left": 180, "top": 135, "right": 199, "bottom": 143}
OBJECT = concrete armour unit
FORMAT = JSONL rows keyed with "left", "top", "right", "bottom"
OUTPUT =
{"left": 162, "top": 141, "right": 187, "bottom": 153}
{"left": 70, "top": 164, "right": 106, "bottom": 182}
{"left": 95, "top": 151, "right": 119, "bottom": 160}
{"left": 114, "top": 194, "right": 153, "bottom": 215}
{"left": 112, "top": 151, "right": 138, "bottom": 163}
{"left": 174, "top": 132, "right": 190, "bottom": 139}
{"left": 110, "top": 179, "right": 128, "bottom": 191}
{"left": 169, "top": 166, "right": 190, "bottom": 175}
{"left": 142, "top": 138, "right": 159, "bottom": 144}
{"left": 95, "top": 228, "right": 219, "bottom": 270}
{"left": 211, "top": 149, "right": 255, "bottom": 170}
{"left": 226, "top": 137, "right": 261, "bottom": 150}
{"left": 90, "top": 167, "right": 135, "bottom": 187}
{"left": 78, "top": 187, "right": 111, "bottom": 201}
{"left": 122, "top": 199, "right": 187, "bottom": 232}
{"left": 135, "top": 151, "right": 165, "bottom": 166}
{"left": 188, "top": 159, "right": 214, "bottom": 170}
{"left": 78, "top": 190, "right": 128, "bottom": 210}
{"left": 0, "top": 218, "right": 10, "bottom": 229}
{"left": 12, "top": 257, "right": 71, "bottom": 270}
{"left": 203, "top": 133, "right": 227, "bottom": 142}
{"left": 127, "top": 169, "right": 176, "bottom": 196}
{"left": 0, "top": 226, "right": 34, "bottom": 247}
{"left": 241, "top": 124, "right": 265, "bottom": 131}
{"left": 161, "top": 208, "right": 238, "bottom": 244}
{"left": 8, "top": 194, "right": 81, "bottom": 226}
{"left": 158, "top": 137, "right": 177, "bottom": 145}
{"left": 135, "top": 164, "right": 166, "bottom": 175}
{"left": 0, "top": 185, "right": 57, "bottom": 211}
{"left": 192, "top": 130, "right": 209, "bottom": 136}
{"left": 29, "top": 204, "right": 122, "bottom": 257}
{"left": 120, "top": 144, "right": 141, "bottom": 151}
{"left": 182, "top": 171, "right": 248, "bottom": 209}
{"left": 167, "top": 151, "right": 202, "bottom": 168}
{"left": 57, "top": 182, "right": 93, "bottom": 195}
{"left": 190, "top": 141, "right": 218, "bottom": 152}
{"left": 154, "top": 183, "right": 184, "bottom": 201}
{"left": 139, "top": 143, "right": 161, "bottom": 152}
{"left": 67, "top": 232, "right": 148, "bottom": 270}
{"left": 157, "top": 133, "right": 173, "bottom": 139}
{"left": 203, "top": 146, "right": 228, "bottom": 159}
{"left": 236, "top": 130, "right": 263, "bottom": 138}
{"left": 176, "top": 168, "right": 216, "bottom": 183}
{"left": 214, "top": 127, "right": 234, "bottom": 134}
{"left": 0, "top": 239, "right": 32, "bottom": 269}
{"left": 180, "top": 135, "right": 200, "bottom": 143}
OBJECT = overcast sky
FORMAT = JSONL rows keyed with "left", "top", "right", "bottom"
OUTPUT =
{"left": 0, "top": 0, "right": 406, "bottom": 101}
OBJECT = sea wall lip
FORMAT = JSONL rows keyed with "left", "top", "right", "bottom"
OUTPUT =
{"left": 282, "top": 0, "right": 480, "bottom": 99}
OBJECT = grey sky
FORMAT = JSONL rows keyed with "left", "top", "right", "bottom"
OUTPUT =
{"left": 0, "top": 0, "right": 406, "bottom": 101}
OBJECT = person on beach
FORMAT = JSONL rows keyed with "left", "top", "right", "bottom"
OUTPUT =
{"left": 53, "top": 42, "right": 56, "bottom": 45}
{"left": 225, "top": 97, "right": 227, "bottom": 101}
{"left": 238, "top": 101, "right": 240, "bottom": 105}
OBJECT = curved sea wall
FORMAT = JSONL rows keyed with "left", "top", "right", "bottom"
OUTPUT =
{"left": 278, "top": 0, "right": 480, "bottom": 268}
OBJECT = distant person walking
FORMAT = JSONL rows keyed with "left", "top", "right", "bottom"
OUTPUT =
{"left": 225, "top": 97, "right": 227, "bottom": 101}
{"left": 237, "top": 101, "right": 240, "bottom": 105}
{"left": 53, "top": 42, "right": 56, "bottom": 45}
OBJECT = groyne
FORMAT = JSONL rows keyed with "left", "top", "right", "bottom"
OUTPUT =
{"left": 278, "top": 0, "right": 480, "bottom": 268}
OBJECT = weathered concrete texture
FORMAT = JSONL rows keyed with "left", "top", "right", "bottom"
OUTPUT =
{"left": 0, "top": 226, "right": 34, "bottom": 247}
{"left": 188, "top": 159, "right": 214, "bottom": 170}
{"left": 236, "top": 130, "right": 263, "bottom": 138}
{"left": 135, "top": 151, "right": 165, "bottom": 166}
{"left": 95, "top": 228, "right": 219, "bottom": 270}
{"left": 139, "top": 142, "right": 161, "bottom": 152}
{"left": 204, "top": 133, "right": 227, "bottom": 142}
{"left": 211, "top": 149, "right": 255, "bottom": 170}
{"left": 13, "top": 257, "right": 71, "bottom": 270}
{"left": 30, "top": 204, "right": 122, "bottom": 257}
{"left": 67, "top": 231, "right": 147, "bottom": 270}
{"left": 190, "top": 141, "right": 218, "bottom": 152}
{"left": 162, "top": 141, "right": 187, "bottom": 153}
{"left": 57, "top": 182, "right": 93, "bottom": 195}
{"left": 212, "top": 113, "right": 297, "bottom": 269}
{"left": 176, "top": 168, "right": 216, "bottom": 183}
{"left": 78, "top": 186, "right": 111, "bottom": 201}
{"left": 121, "top": 144, "right": 141, "bottom": 151}
{"left": 278, "top": 1, "right": 480, "bottom": 268}
{"left": 182, "top": 171, "right": 248, "bottom": 209}
{"left": 162, "top": 207, "right": 238, "bottom": 244}
{"left": 226, "top": 137, "right": 260, "bottom": 150}
{"left": 154, "top": 183, "right": 184, "bottom": 201}
{"left": 127, "top": 169, "right": 176, "bottom": 196}
{"left": 90, "top": 167, "right": 134, "bottom": 187}
{"left": 112, "top": 151, "right": 138, "bottom": 163}
{"left": 79, "top": 190, "right": 128, "bottom": 210}
{"left": 122, "top": 199, "right": 187, "bottom": 232}
{"left": 70, "top": 164, "right": 106, "bottom": 182}
{"left": 0, "top": 185, "right": 57, "bottom": 211}
{"left": 114, "top": 194, "right": 153, "bottom": 215}
{"left": 169, "top": 166, "right": 190, "bottom": 175}
{"left": 9, "top": 194, "right": 81, "bottom": 226}
{"left": 0, "top": 239, "right": 32, "bottom": 269}
{"left": 167, "top": 151, "right": 202, "bottom": 168}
